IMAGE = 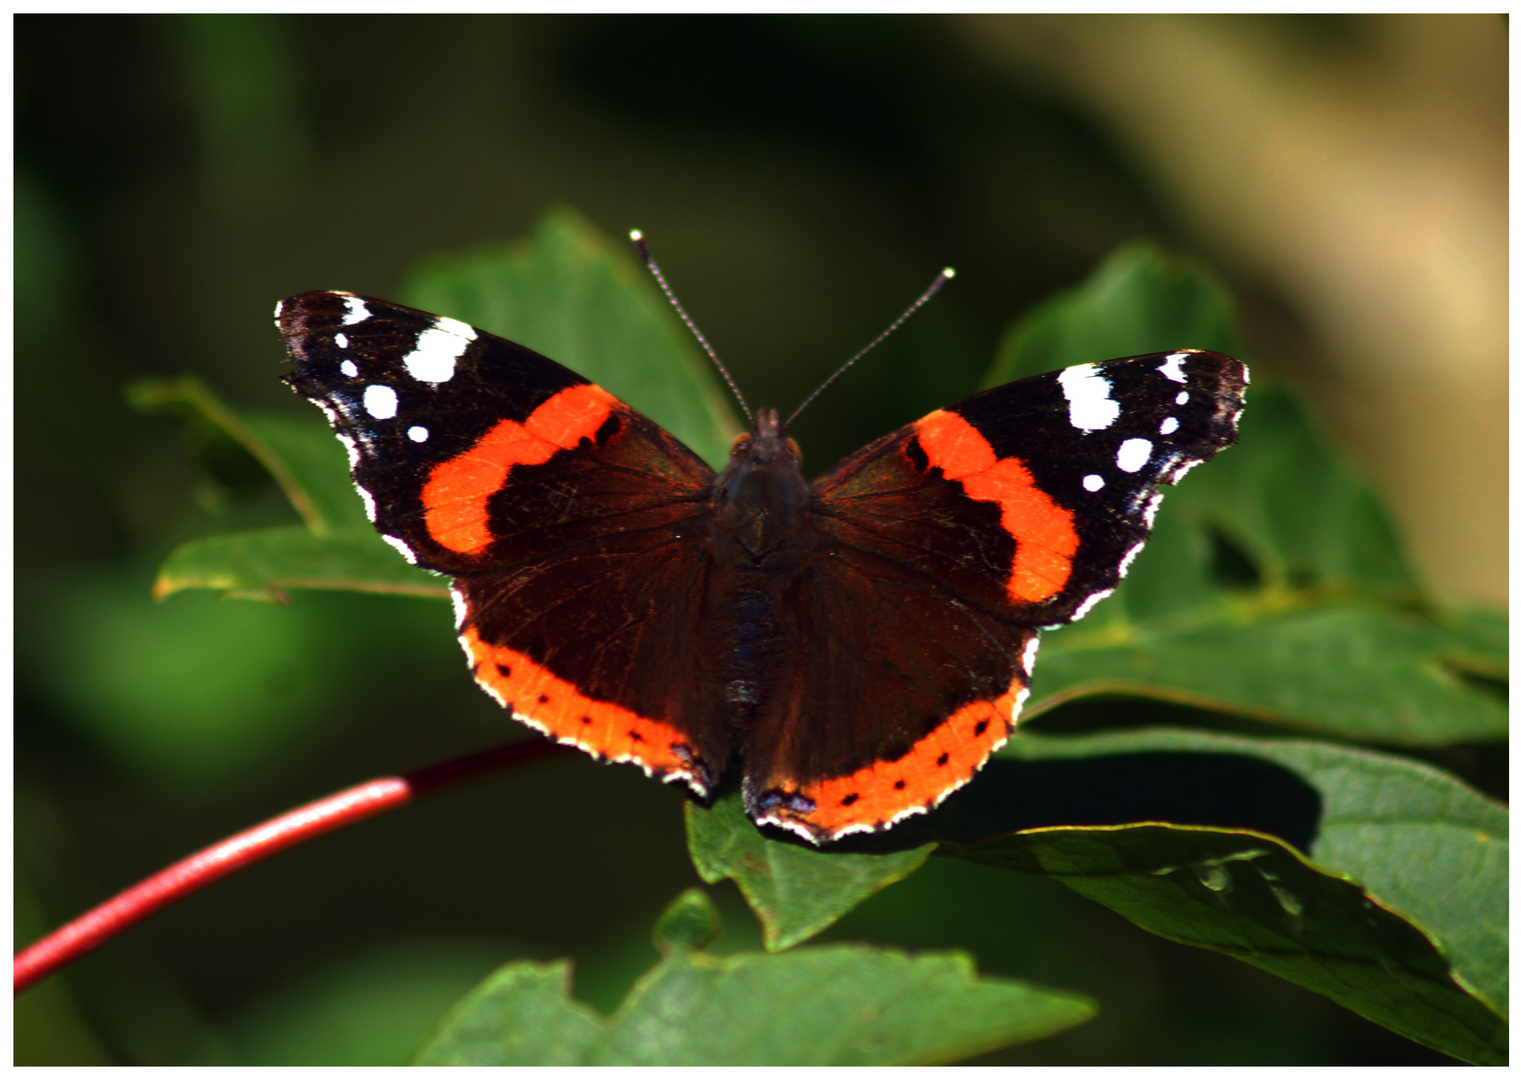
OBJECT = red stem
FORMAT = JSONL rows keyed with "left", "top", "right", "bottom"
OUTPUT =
{"left": 14, "top": 738, "right": 570, "bottom": 994}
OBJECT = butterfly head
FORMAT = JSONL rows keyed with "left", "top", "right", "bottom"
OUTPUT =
{"left": 714, "top": 408, "right": 810, "bottom": 548}
{"left": 727, "top": 408, "right": 801, "bottom": 470}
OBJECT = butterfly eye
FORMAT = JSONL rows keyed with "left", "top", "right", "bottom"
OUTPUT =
{"left": 729, "top": 433, "right": 752, "bottom": 454}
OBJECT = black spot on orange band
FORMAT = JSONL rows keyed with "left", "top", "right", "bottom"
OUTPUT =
{"left": 759, "top": 684, "right": 1026, "bottom": 840}
{"left": 460, "top": 625, "right": 700, "bottom": 787}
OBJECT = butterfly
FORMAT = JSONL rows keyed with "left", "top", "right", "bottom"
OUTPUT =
{"left": 277, "top": 283, "right": 1245, "bottom": 843}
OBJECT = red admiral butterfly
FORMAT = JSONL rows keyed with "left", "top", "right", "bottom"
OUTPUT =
{"left": 277, "top": 282, "right": 1246, "bottom": 843}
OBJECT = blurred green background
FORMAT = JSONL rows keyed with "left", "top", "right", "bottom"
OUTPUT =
{"left": 15, "top": 14, "right": 1504, "bottom": 1064}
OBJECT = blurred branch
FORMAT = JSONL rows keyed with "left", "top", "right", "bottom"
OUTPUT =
{"left": 14, "top": 738, "right": 572, "bottom": 995}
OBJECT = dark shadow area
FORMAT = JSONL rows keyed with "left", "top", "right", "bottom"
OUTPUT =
{"left": 806, "top": 750, "right": 1323, "bottom": 854}
{"left": 1407, "top": 742, "right": 1508, "bottom": 805}
{"left": 1206, "top": 524, "right": 1264, "bottom": 590}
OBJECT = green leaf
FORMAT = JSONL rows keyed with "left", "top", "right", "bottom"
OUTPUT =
{"left": 415, "top": 889, "right": 1095, "bottom": 1065}
{"left": 132, "top": 381, "right": 442, "bottom": 600}
{"left": 129, "top": 376, "right": 348, "bottom": 535}
{"left": 681, "top": 725, "right": 1505, "bottom": 1058}
{"left": 1031, "top": 603, "right": 1508, "bottom": 746}
{"left": 152, "top": 526, "right": 445, "bottom": 602}
{"left": 237, "top": 412, "right": 372, "bottom": 535}
{"left": 686, "top": 724, "right": 1505, "bottom": 1047}
{"left": 402, "top": 206, "right": 742, "bottom": 469}
{"left": 948, "top": 824, "right": 1503, "bottom": 1065}
{"left": 983, "top": 239, "right": 1239, "bottom": 387}
{"left": 999, "top": 730, "right": 1507, "bottom": 1011}
{"left": 685, "top": 788, "right": 934, "bottom": 951}
{"left": 925, "top": 728, "right": 1508, "bottom": 1062}
{"left": 1171, "top": 383, "right": 1418, "bottom": 595}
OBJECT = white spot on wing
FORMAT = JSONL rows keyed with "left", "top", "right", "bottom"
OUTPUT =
{"left": 1057, "top": 365, "right": 1121, "bottom": 431}
{"left": 363, "top": 384, "right": 398, "bottom": 419}
{"left": 1159, "top": 416, "right": 1179, "bottom": 435}
{"left": 341, "top": 296, "right": 371, "bottom": 326}
{"left": 335, "top": 332, "right": 349, "bottom": 349}
{"left": 1116, "top": 438, "right": 1152, "bottom": 473}
{"left": 1082, "top": 473, "right": 1105, "bottom": 492}
{"left": 405, "top": 318, "right": 477, "bottom": 383}
{"left": 357, "top": 485, "right": 377, "bottom": 522}
{"left": 1159, "top": 353, "right": 1188, "bottom": 382}
{"left": 340, "top": 360, "right": 358, "bottom": 378}
{"left": 1176, "top": 390, "right": 1190, "bottom": 406}
{"left": 1021, "top": 636, "right": 1041, "bottom": 676}
{"left": 273, "top": 298, "right": 285, "bottom": 322}
{"left": 382, "top": 533, "right": 418, "bottom": 564}
{"left": 407, "top": 425, "right": 430, "bottom": 443}
{"left": 450, "top": 586, "right": 468, "bottom": 629}
{"left": 1142, "top": 491, "right": 1165, "bottom": 526}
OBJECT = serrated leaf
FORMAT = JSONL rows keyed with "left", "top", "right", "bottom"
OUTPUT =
{"left": 685, "top": 788, "right": 933, "bottom": 951}
{"left": 946, "top": 823, "right": 1504, "bottom": 1065}
{"left": 994, "top": 730, "right": 1508, "bottom": 1018}
{"left": 415, "top": 890, "right": 1094, "bottom": 1065}
{"left": 237, "top": 412, "right": 370, "bottom": 534}
{"left": 152, "top": 526, "right": 445, "bottom": 601}
{"left": 133, "top": 377, "right": 446, "bottom": 599}
{"left": 402, "top": 206, "right": 741, "bottom": 469}
{"left": 1032, "top": 602, "right": 1508, "bottom": 746}
{"left": 910, "top": 728, "right": 1509, "bottom": 1062}
{"left": 129, "top": 376, "right": 342, "bottom": 535}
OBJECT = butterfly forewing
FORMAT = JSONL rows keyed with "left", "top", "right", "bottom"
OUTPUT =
{"left": 279, "top": 291, "right": 728, "bottom": 791}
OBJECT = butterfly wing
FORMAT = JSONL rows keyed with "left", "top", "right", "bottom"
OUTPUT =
{"left": 278, "top": 291, "right": 732, "bottom": 793}
{"left": 742, "top": 350, "right": 1248, "bottom": 841}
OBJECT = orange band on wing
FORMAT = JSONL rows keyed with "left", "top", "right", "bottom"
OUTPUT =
{"left": 423, "top": 384, "right": 616, "bottom": 554}
{"left": 914, "top": 409, "right": 1079, "bottom": 604}
{"left": 460, "top": 626, "right": 699, "bottom": 784}
{"left": 766, "top": 686, "right": 1024, "bottom": 840}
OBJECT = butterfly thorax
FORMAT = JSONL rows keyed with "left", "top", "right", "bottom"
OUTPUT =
{"left": 709, "top": 408, "right": 811, "bottom": 562}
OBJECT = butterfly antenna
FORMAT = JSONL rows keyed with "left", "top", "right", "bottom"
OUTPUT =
{"left": 630, "top": 229, "right": 753, "bottom": 424}
{"left": 785, "top": 267, "right": 955, "bottom": 429}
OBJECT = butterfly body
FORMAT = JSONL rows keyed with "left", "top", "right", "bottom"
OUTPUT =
{"left": 278, "top": 290, "right": 1246, "bottom": 842}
